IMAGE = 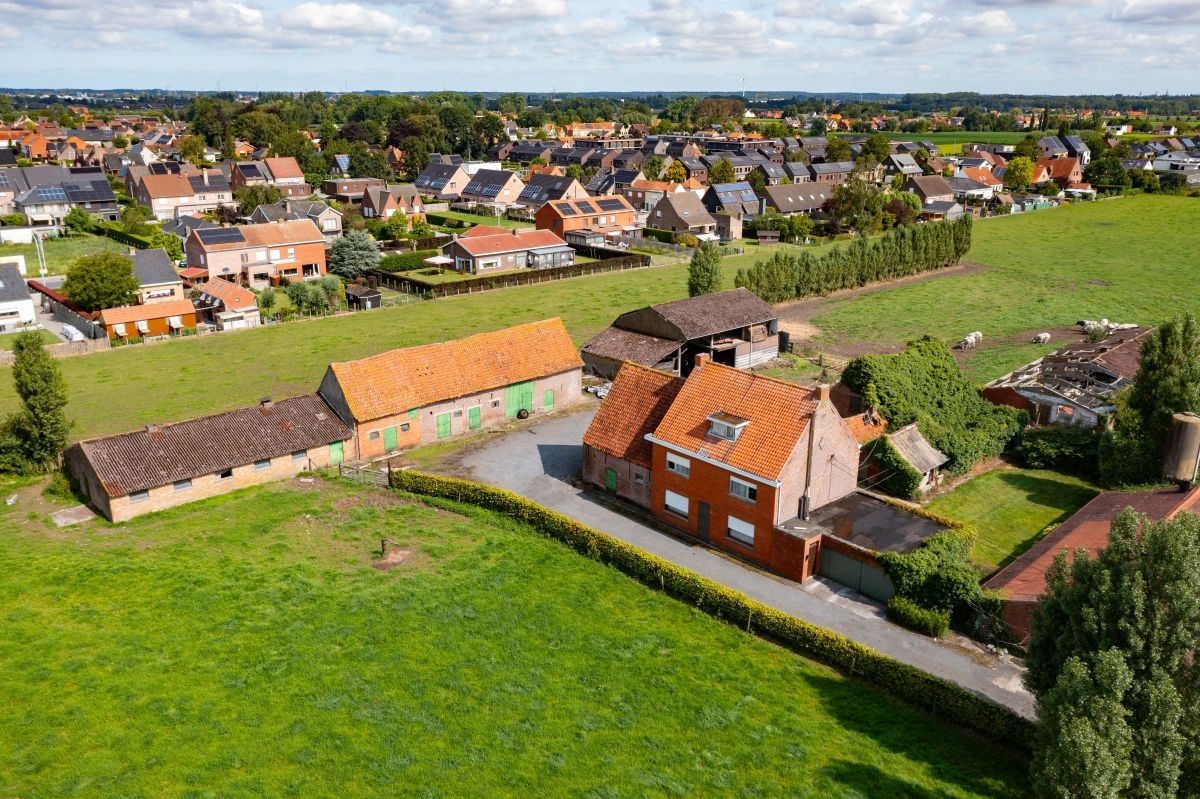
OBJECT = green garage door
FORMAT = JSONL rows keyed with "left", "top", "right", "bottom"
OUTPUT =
{"left": 436, "top": 412, "right": 452, "bottom": 439}
{"left": 328, "top": 441, "right": 343, "bottom": 465}
{"left": 383, "top": 426, "right": 398, "bottom": 451}
{"left": 819, "top": 549, "right": 895, "bottom": 603}
{"left": 468, "top": 406, "right": 482, "bottom": 430}
{"left": 504, "top": 381, "right": 535, "bottom": 419}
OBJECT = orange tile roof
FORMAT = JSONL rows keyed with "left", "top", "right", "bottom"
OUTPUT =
{"left": 264, "top": 156, "right": 304, "bottom": 180}
{"left": 628, "top": 179, "right": 679, "bottom": 192}
{"left": 140, "top": 173, "right": 194, "bottom": 199}
{"left": 193, "top": 219, "right": 324, "bottom": 251}
{"left": 1036, "top": 157, "right": 1080, "bottom": 181}
{"left": 326, "top": 318, "right": 582, "bottom": 421}
{"left": 843, "top": 411, "right": 886, "bottom": 444}
{"left": 960, "top": 166, "right": 1002, "bottom": 186}
{"left": 461, "top": 225, "right": 511, "bottom": 238}
{"left": 199, "top": 277, "right": 258, "bottom": 311}
{"left": 454, "top": 229, "right": 568, "bottom": 257}
{"left": 583, "top": 362, "right": 683, "bottom": 468}
{"left": 100, "top": 298, "right": 195, "bottom": 326}
{"left": 651, "top": 361, "right": 818, "bottom": 481}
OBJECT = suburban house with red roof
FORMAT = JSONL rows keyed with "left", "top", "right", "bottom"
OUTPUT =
{"left": 534, "top": 195, "right": 637, "bottom": 243}
{"left": 98, "top": 298, "right": 197, "bottom": 340}
{"left": 986, "top": 485, "right": 1200, "bottom": 642}
{"left": 135, "top": 169, "right": 233, "bottom": 220}
{"left": 64, "top": 394, "right": 353, "bottom": 521}
{"left": 439, "top": 228, "right": 575, "bottom": 275}
{"left": 583, "top": 356, "right": 860, "bottom": 580}
{"left": 185, "top": 219, "right": 327, "bottom": 288}
{"left": 1035, "top": 156, "right": 1083, "bottom": 189}
{"left": 318, "top": 318, "right": 583, "bottom": 461}
{"left": 230, "top": 156, "right": 311, "bottom": 198}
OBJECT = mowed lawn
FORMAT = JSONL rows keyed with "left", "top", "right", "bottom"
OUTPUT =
{"left": 809, "top": 195, "right": 1200, "bottom": 383}
{"left": 0, "top": 195, "right": 1190, "bottom": 440}
{"left": 0, "top": 477, "right": 1029, "bottom": 798}
{"left": 926, "top": 466, "right": 1099, "bottom": 574}
{"left": 0, "top": 232, "right": 124, "bottom": 275}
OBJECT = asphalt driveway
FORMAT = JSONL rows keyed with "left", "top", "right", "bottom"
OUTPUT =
{"left": 456, "top": 407, "right": 1035, "bottom": 719}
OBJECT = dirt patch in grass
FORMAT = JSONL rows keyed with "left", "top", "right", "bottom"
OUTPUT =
{"left": 952, "top": 326, "right": 1085, "bottom": 368}
{"left": 1088, "top": 278, "right": 1112, "bottom": 286}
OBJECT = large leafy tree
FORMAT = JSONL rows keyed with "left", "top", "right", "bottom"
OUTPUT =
{"left": 686, "top": 242, "right": 722, "bottom": 297}
{"left": 708, "top": 157, "right": 735, "bottom": 184}
{"left": 0, "top": 331, "right": 70, "bottom": 472}
{"left": 1085, "top": 155, "right": 1132, "bottom": 192}
{"left": 824, "top": 137, "right": 852, "bottom": 162}
{"left": 1026, "top": 509, "right": 1200, "bottom": 799}
{"left": 63, "top": 252, "right": 139, "bottom": 312}
{"left": 1004, "top": 157, "right": 1034, "bottom": 190}
{"left": 327, "top": 230, "right": 381, "bottom": 279}
{"left": 234, "top": 184, "right": 284, "bottom": 216}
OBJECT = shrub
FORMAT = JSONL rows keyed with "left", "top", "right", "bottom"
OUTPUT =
{"left": 877, "top": 528, "right": 981, "bottom": 614}
{"left": 842, "top": 336, "right": 1027, "bottom": 476}
{"left": 1016, "top": 426, "right": 1100, "bottom": 477}
{"left": 887, "top": 596, "right": 950, "bottom": 638}
{"left": 872, "top": 436, "right": 926, "bottom": 499}
{"left": 378, "top": 250, "right": 438, "bottom": 273}
{"left": 388, "top": 469, "right": 1034, "bottom": 749}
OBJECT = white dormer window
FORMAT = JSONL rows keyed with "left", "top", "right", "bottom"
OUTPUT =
{"left": 707, "top": 413, "right": 749, "bottom": 442}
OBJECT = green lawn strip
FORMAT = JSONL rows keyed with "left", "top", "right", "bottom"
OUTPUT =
{"left": 0, "top": 329, "right": 58, "bottom": 350}
{"left": 925, "top": 466, "right": 1099, "bottom": 573}
{"left": 0, "top": 233, "right": 124, "bottom": 276}
{"left": 435, "top": 210, "right": 533, "bottom": 229}
{"left": 753, "top": 352, "right": 824, "bottom": 384}
{"left": 0, "top": 477, "right": 1028, "bottom": 798}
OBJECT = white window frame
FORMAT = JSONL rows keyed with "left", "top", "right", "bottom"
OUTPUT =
{"left": 665, "top": 452, "right": 690, "bottom": 478}
{"left": 729, "top": 476, "right": 757, "bottom": 504}
{"left": 663, "top": 489, "right": 689, "bottom": 518}
{"left": 727, "top": 515, "right": 755, "bottom": 546}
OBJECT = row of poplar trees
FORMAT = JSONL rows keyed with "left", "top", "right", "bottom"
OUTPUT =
{"left": 733, "top": 216, "right": 973, "bottom": 303}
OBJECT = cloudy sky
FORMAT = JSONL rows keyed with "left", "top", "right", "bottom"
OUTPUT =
{"left": 0, "top": 0, "right": 1196, "bottom": 94}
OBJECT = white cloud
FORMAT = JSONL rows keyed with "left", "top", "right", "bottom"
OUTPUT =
{"left": 1112, "top": 0, "right": 1200, "bottom": 23}
{"left": 962, "top": 9, "right": 1017, "bottom": 33}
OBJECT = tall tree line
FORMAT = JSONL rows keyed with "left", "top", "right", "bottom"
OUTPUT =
{"left": 733, "top": 217, "right": 972, "bottom": 303}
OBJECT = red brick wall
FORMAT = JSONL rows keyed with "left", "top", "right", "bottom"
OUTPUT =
{"left": 650, "top": 446, "right": 778, "bottom": 568}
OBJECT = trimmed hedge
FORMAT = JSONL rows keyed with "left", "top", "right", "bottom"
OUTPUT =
{"left": 640, "top": 227, "right": 676, "bottom": 244}
{"left": 378, "top": 249, "right": 439, "bottom": 273}
{"left": 389, "top": 469, "right": 1035, "bottom": 750}
{"left": 887, "top": 596, "right": 950, "bottom": 638}
{"left": 423, "top": 212, "right": 472, "bottom": 229}
{"left": 102, "top": 225, "right": 153, "bottom": 249}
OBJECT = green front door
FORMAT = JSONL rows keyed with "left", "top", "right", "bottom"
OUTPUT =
{"left": 329, "top": 440, "right": 343, "bottom": 465}
{"left": 604, "top": 468, "right": 617, "bottom": 491}
{"left": 383, "top": 426, "right": 398, "bottom": 451}
{"left": 504, "top": 381, "right": 535, "bottom": 419}
{"left": 543, "top": 389, "right": 555, "bottom": 410}
{"left": 436, "top": 412, "right": 452, "bottom": 439}
{"left": 468, "top": 406, "right": 482, "bottom": 430}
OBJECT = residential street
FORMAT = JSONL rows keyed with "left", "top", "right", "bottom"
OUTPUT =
{"left": 456, "top": 406, "right": 1036, "bottom": 719}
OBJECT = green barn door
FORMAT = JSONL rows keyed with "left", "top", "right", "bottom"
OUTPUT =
{"left": 383, "top": 426, "right": 398, "bottom": 451}
{"left": 328, "top": 441, "right": 343, "bottom": 465}
{"left": 436, "top": 412, "right": 452, "bottom": 439}
{"left": 468, "top": 406, "right": 482, "bottom": 430}
{"left": 543, "top": 389, "right": 555, "bottom": 410}
{"left": 604, "top": 468, "right": 617, "bottom": 491}
{"left": 504, "top": 381, "right": 535, "bottom": 419}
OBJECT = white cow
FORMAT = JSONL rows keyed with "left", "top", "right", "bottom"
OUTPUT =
{"left": 1033, "top": 332, "right": 1051, "bottom": 344}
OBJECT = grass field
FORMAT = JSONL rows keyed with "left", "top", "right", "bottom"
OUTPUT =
{"left": 926, "top": 467, "right": 1099, "bottom": 574}
{"left": 0, "top": 195, "right": 1193, "bottom": 441}
{"left": 808, "top": 195, "right": 1200, "bottom": 383}
{"left": 0, "top": 232, "right": 124, "bottom": 276}
{"left": 0, "top": 329, "right": 57, "bottom": 350}
{"left": 436, "top": 210, "right": 532, "bottom": 229}
{"left": 843, "top": 132, "right": 1030, "bottom": 151}
{"left": 0, "top": 476, "right": 1029, "bottom": 798}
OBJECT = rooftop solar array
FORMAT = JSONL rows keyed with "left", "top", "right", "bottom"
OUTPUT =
{"left": 240, "top": 164, "right": 263, "bottom": 179}
{"left": 576, "top": 200, "right": 596, "bottom": 214}
{"left": 596, "top": 198, "right": 626, "bottom": 211}
{"left": 555, "top": 202, "right": 579, "bottom": 216}
{"left": 33, "top": 186, "right": 68, "bottom": 201}
{"left": 196, "top": 228, "right": 247, "bottom": 245}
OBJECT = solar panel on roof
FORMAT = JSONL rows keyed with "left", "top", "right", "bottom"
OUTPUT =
{"left": 596, "top": 199, "right": 625, "bottom": 211}
{"left": 34, "top": 186, "right": 68, "bottom": 201}
{"left": 196, "top": 228, "right": 246, "bottom": 245}
{"left": 558, "top": 205, "right": 579, "bottom": 216}
{"left": 429, "top": 178, "right": 447, "bottom": 190}
{"left": 482, "top": 184, "right": 501, "bottom": 197}
{"left": 576, "top": 201, "right": 596, "bottom": 213}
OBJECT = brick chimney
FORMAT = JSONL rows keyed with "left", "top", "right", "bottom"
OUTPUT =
{"left": 260, "top": 397, "right": 274, "bottom": 409}
{"left": 815, "top": 384, "right": 832, "bottom": 402}
{"left": 694, "top": 353, "right": 710, "bottom": 369}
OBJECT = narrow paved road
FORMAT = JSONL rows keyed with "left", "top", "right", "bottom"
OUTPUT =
{"left": 454, "top": 408, "right": 1035, "bottom": 719}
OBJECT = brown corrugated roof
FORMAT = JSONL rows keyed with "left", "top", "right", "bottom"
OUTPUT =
{"left": 583, "top": 362, "right": 683, "bottom": 468}
{"left": 887, "top": 424, "right": 949, "bottom": 474}
{"left": 581, "top": 326, "right": 681, "bottom": 366}
{"left": 69, "top": 394, "right": 352, "bottom": 497}
{"left": 651, "top": 360, "right": 817, "bottom": 481}
{"left": 630, "top": 288, "right": 776, "bottom": 342}
{"left": 326, "top": 318, "right": 582, "bottom": 422}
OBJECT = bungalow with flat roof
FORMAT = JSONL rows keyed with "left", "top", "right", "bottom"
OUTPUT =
{"left": 64, "top": 394, "right": 353, "bottom": 522}
{"left": 318, "top": 318, "right": 583, "bottom": 460}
